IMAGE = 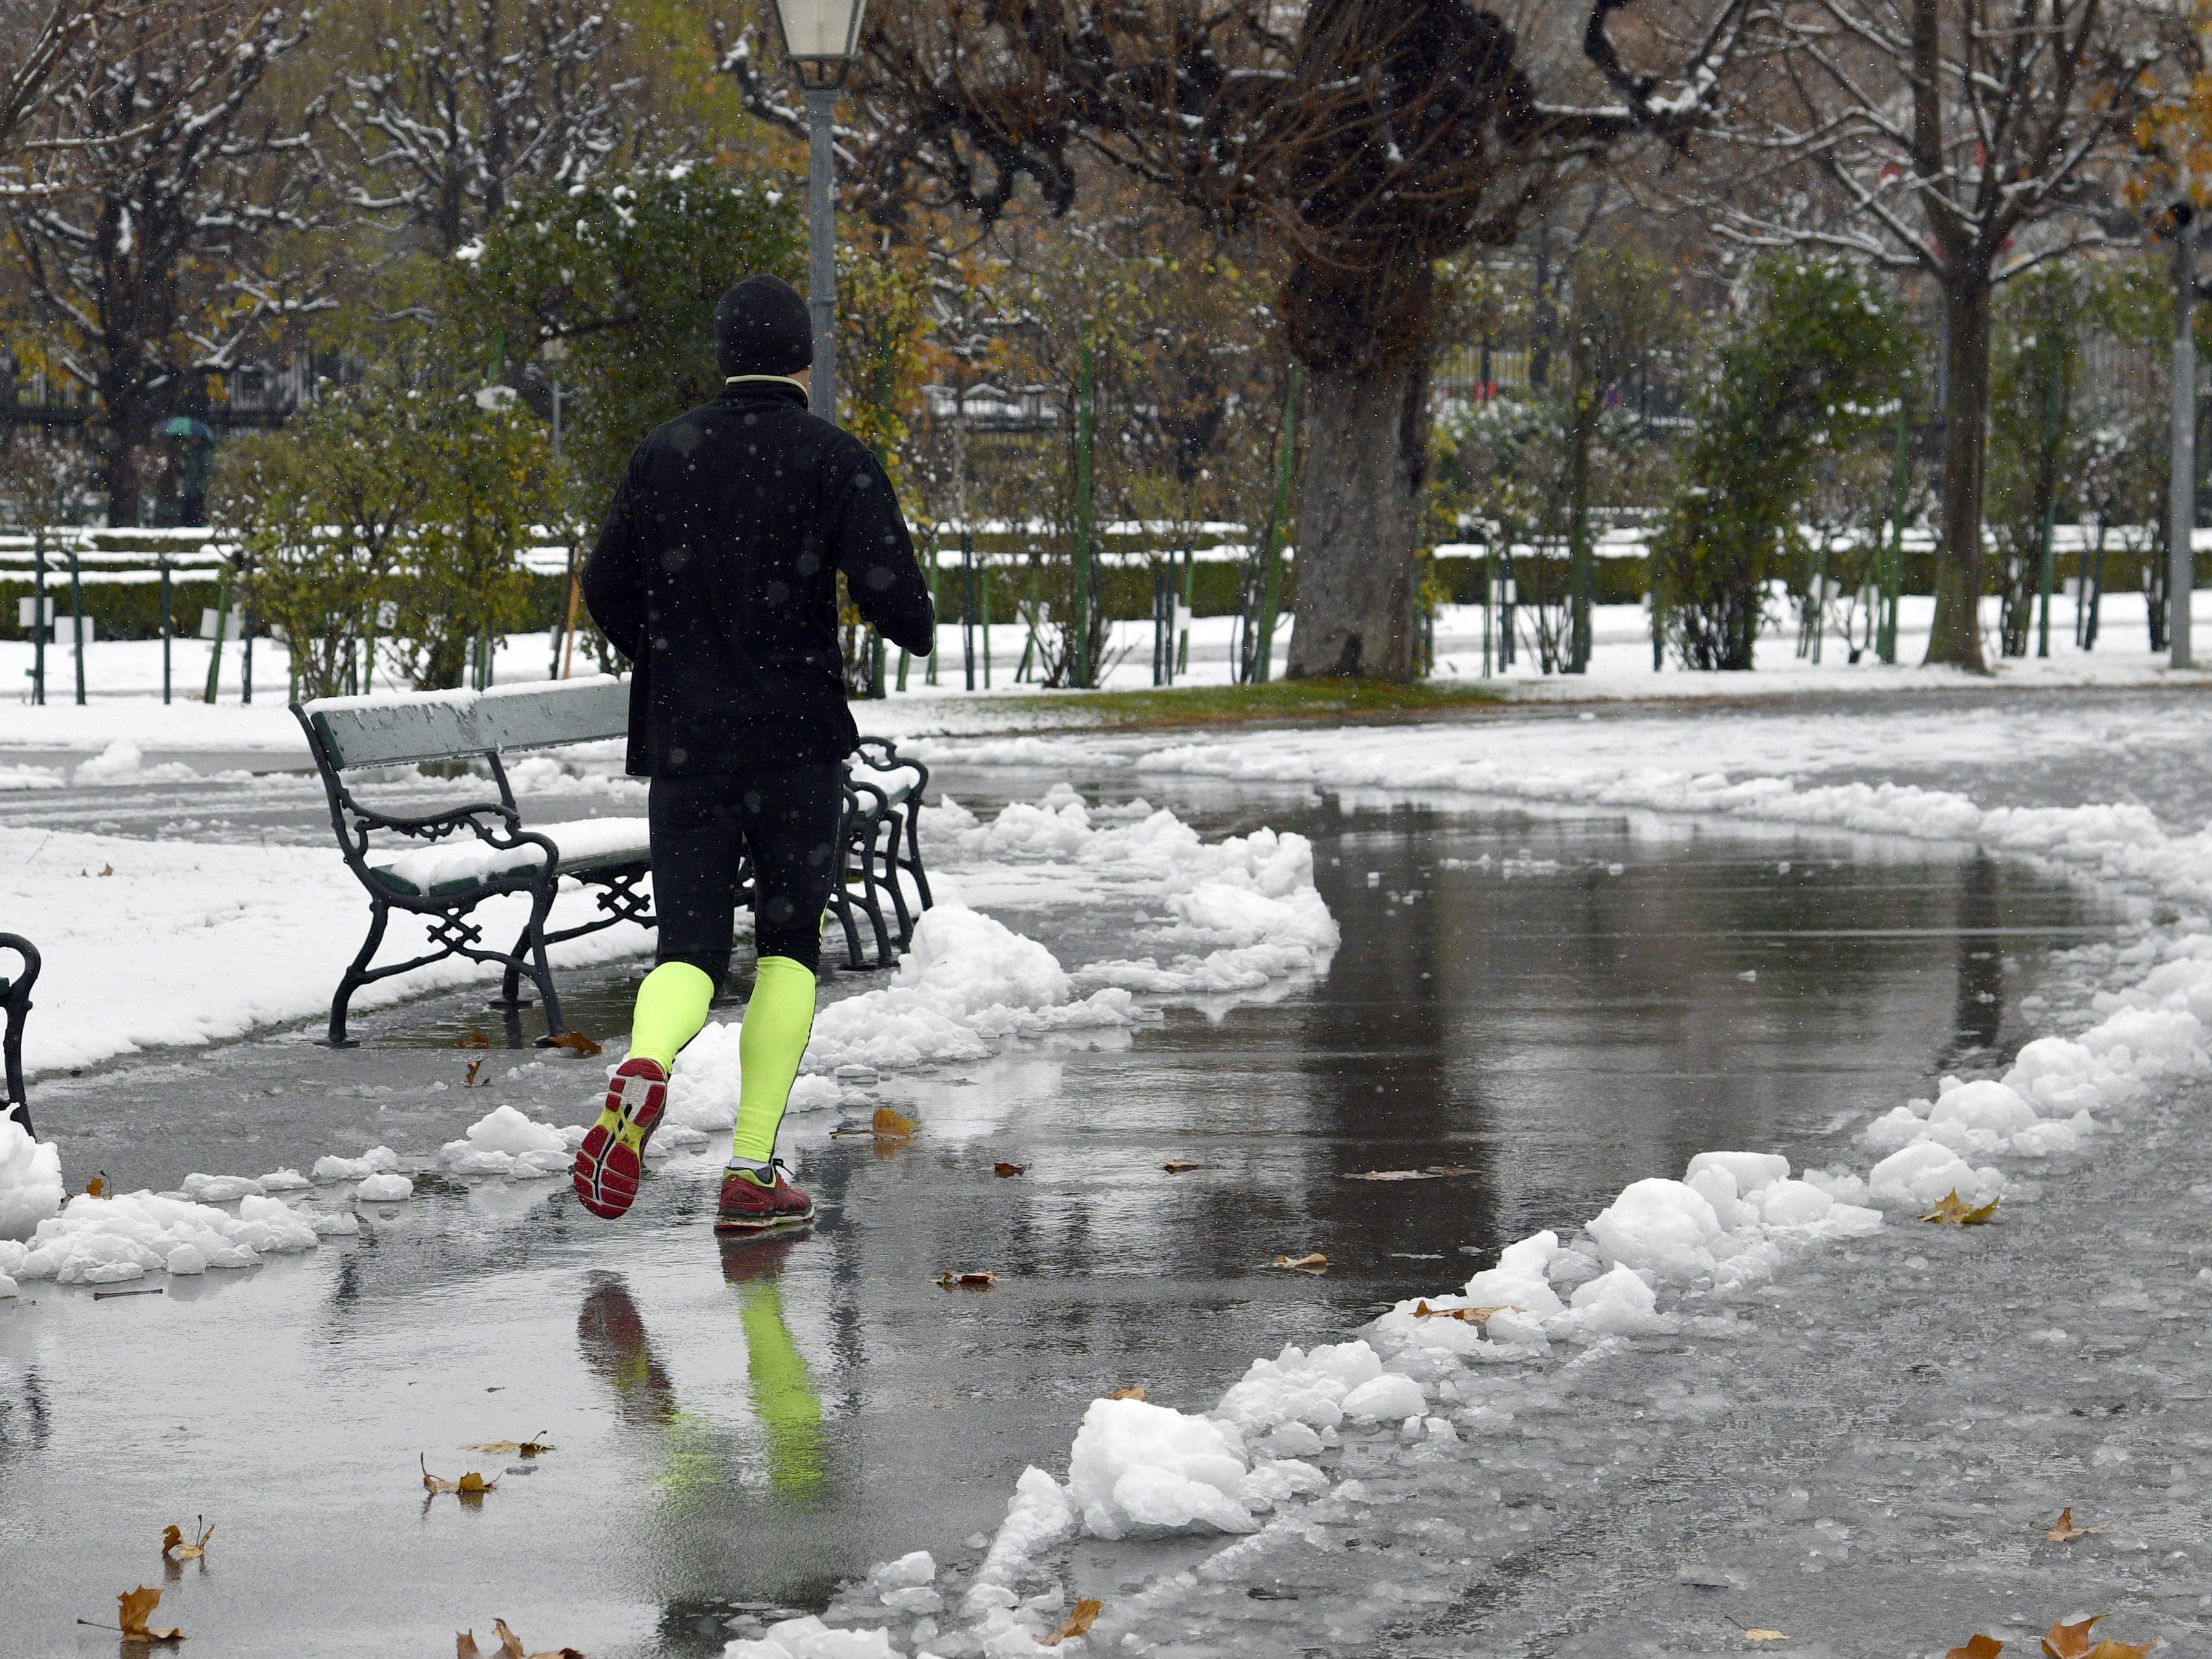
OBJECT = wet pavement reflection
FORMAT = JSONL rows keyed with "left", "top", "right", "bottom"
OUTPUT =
{"left": 0, "top": 779, "right": 2144, "bottom": 1656}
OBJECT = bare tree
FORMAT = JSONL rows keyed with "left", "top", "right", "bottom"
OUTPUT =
{"left": 1702, "top": 1, "right": 2179, "bottom": 669}
{"left": 5, "top": 1, "right": 324, "bottom": 526}
{"left": 718, "top": 1, "right": 1752, "bottom": 682}
{"left": 333, "top": 0, "right": 641, "bottom": 258}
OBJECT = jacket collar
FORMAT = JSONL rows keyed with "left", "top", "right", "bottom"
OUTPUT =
{"left": 720, "top": 375, "right": 809, "bottom": 408}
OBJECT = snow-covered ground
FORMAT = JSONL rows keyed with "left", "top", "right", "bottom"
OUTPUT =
{"left": 8, "top": 679, "right": 2212, "bottom": 1653}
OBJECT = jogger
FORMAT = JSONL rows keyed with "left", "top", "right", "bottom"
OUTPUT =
{"left": 568, "top": 273, "right": 935, "bottom": 1231}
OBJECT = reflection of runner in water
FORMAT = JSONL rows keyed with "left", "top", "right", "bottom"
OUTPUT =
{"left": 575, "top": 1239, "right": 823, "bottom": 1499}
{"left": 570, "top": 273, "right": 935, "bottom": 1234}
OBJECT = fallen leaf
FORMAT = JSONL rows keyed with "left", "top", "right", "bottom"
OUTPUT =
{"left": 421, "top": 1453, "right": 496, "bottom": 1495}
{"left": 1343, "top": 1170, "right": 1439, "bottom": 1181}
{"left": 1945, "top": 1638, "right": 2003, "bottom": 1659}
{"left": 1412, "top": 1301, "right": 1512, "bottom": 1323}
{"left": 98, "top": 863, "right": 114, "bottom": 877}
{"left": 548, "top": 1031, "right": 603, "bottom": 1057}
{"left": 459, "top": 1634, "right": 483, "bottom": 1659}
{"left": 2046, "top": 1507, "right": 2111, "bottom": 1543}
{"left": 2045, "top": 1618, "right": 2102, "bottom": 1659}
{"left": 873, "top": 1106, "right": 916, "bottom": 1139}
{"left": 160, "top": 1517, "right": 214, "bottom": 1560}
{"left": 1921, "top": 1188, "right": 2000, "bottom": 1225}
{"left": 82, "top": 1171, "right": 109, "bottom": 1199}
{"left": 492, "top": 1616, "right": 584, "bottom": 1658}
{"left": 1744, "top": 1634, "right": 1787, "bottom": 1644}
{"left": 993, "top": 1162, "right": 1026, "bottom": 1177}
{"left": 117, "top": 1585, "right": 181, "bottom": 1642}
{"left": 1161, "top": 1160, "right": 1199, "bottom": 1174}
{"left": 2081, "top": 1645, "right": 2158, "bottom": 1659}
{"left": 466, "top": 1432, "right": 553, "bottom": 1458}
{"left": 464, "top": 1058, "right": 491, "bottom": 1088}
{"left": 937, "top": 1270, "right": 997, "bottom": 1290}
{"left": 1270, "top": 1252, "right": 1328, "bottom": 1274}
{"left": 1040, "top": 1598, "right": 1102, "bottom": 1646}
{"left": 1107, "top": 1386, "right": 1146, "bottom": 1401}
{"left": 455, "top": 1028, "right": 492, "bottom": 1048}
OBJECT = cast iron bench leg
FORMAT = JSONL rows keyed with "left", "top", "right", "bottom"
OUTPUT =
{"left": 327, "top": 903, "right": 391, "bottom": 1048}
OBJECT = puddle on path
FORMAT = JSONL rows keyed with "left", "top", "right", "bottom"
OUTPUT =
{"left": 0, "top": 782, "right": 2142, "bottom": 1657}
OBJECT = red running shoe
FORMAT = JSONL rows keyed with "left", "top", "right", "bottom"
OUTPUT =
{"left": 714, "top": 1160, "right": 815, "bottom": 1234}
{"left": 572, "top": 1057, "right": 668, "bottom": 1219}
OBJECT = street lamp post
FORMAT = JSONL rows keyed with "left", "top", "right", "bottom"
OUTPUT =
{"left": 773, "top": 0, "right": 869, "bottom": 424}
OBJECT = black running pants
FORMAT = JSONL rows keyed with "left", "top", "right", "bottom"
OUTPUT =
{"left": 648, "top": 763, "right": 843, "bottom": 986}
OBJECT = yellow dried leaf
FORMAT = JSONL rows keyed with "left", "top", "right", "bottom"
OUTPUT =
{"left": 937, "top": 1270, "right": 997, "bottom": 1290}
{"left": 1270, "top": 1252, "right": 1328, "bottom": 1273}
{"left": 2082, "top": 1643, "right": 2158, "bottom": 1659}
{"left": 993, "top": 1162, "right": 1026, "bottom": 1177}
{"left": 117, "top": 1585, "right": 181, "bottom": 1642}
{"left": 1161, "top": 1160, "right": 1199, "bottom": 1173}
{"left": 1744, "top": 1633, "right": 1787, "bottom": 1644}
{"left": 1945, "top": 1638, "right": 2004, "bottom": 1659}
{"left": 2045, "top": 1617, "right": 2102, "bottom": 1659}
{"left": 1412, "top": 1301, "right": 1511, "bottom": 1323}
{"left": 160, "top": 1516, "right": 214, "bottom": 1560}
{"left": 2046, "top": 1507, "right": 2110, "bottom": 1542}
{"left": 1921, "top": 1188, "right": 2000, "bottom": 1225}
{"left": 83, "top": 1172, "right": 109, "bottom": 1200}
{"left": 422, "top": 1453, "right": 497, "bottom": 1495}
{"left": 1343, "top": 1170, "right": 1438, "bottom": 1181}
{"left": 548, "top": 1030, "right": 603, "bottom": 1056}
{"left": 1040, "top": 1598, "right": 1102, "bottom": 1646}
{"left": 459, "top": 1633, "right": 484, "bottom": 1659}
{"left": 466, "top": 1432, "right": 553, "bottom": 1458}
{"left": 464, "top": 1058, "right": 491, "bottom": 1088}
{"left": 491, "top": 1615, "right": 584, "bottom": 1658}
{"left": 455, "top": 1028, "right": 492, "bottom": 1048}
{"left": 873, "top": 1106, "right": 916, "bottom": 1139}
{"left": 1107, "top": 1386, "right": 1146, "bottom": 1401}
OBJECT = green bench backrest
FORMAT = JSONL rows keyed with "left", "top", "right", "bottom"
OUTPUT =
{"left": 304, "top": 676, "right": 629, "bottom": 770}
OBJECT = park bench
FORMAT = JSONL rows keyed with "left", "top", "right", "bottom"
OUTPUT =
{"left": 293, "top": 677, "right": 931, "bottom": 1047}
{"left": 1, "top": 933, "right": 37, "bottom": 1137}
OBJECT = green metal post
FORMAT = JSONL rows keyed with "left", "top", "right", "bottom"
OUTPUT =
{"left": 30, "top": 528, "right": 45, "bottom": 706}
{"left": 2034, "top": 332, "right": 2063, "bottom": 658}
{"left": 160, "top": 553, "right": 171, "bottom": 704}
{"left": 1880, "top": 403, "right": 1909, "bottom": 664}
{"left": 1074, "top": 331, "right": 1096, "bottom": 689}
{"left": 1177, "top": 544, "right": 1194, "bottom": 675}
{"left": 203, "top": 562, "right": 231, "bottom": 703}
{"left": 67, "top": 544, "right": 85, "bottom": 705}
{"left": 980, "top": 548, "right": 993, "bottom": 688}
{"left": 1254, "top": 363, "right": 1302, "bottom": 685}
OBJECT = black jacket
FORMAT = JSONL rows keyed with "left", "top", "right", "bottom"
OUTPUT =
{"left": 582, "top": 380, "right": 935, "bottom": 776}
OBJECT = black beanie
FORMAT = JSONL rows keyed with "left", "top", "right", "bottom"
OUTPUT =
{"left": 716, "top": 274, "right": 814, "bottom": 378}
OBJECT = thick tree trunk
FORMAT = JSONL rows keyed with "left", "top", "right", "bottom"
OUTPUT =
{"left": 1286, "top": 352, "right": 1429, "bottom": 682}
{"left": 1925, "top": 275, "right": 1992, "bottom": 669}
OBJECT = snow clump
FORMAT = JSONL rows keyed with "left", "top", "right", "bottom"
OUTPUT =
{"left": 721, "top": 1617, "right": 900, "bottom": 1659}
{"left": 312, "top": 1146, "right": 400, "bottom": 1182}
{"left": 1066, "top": 1396, "right": 1267, "bottom": 1540}
{"left": 0, "top": 1190, "right": 319, "bottom": 1286}
{"left": 355, "top": 1171, "right": 413, "bottom": 1201}
{"left": 0, "top": 1112, "right": 65, "bottom": 1241}
{"left": 440, "top": 1104, "right": 575, "bottom": 1177}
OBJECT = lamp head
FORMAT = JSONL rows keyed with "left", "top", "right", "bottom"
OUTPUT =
{"left": 773, "top": 0, "right": 869, "bottom": 89}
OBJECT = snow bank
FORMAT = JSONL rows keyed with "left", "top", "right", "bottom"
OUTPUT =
{"left": 440, "top": 1104, "right": 577, "bottom": 1177}
{"left": 0, "top": 1113, "right": 64, "bottom": 1241}
{"left": 72, "top": 739, "right": 198, "bottom": 787}
{"left": 722, "top": 1618, "right": 900, "bottom": 1659}
{"left": 0, "top": 1190, "right": 320, "bottom": 1285}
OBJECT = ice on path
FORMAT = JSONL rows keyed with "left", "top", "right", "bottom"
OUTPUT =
{"left": 1066, "top": 1396, "right": 1261, "bottom": 1540}
{"left": 0, "top": 1113, "right": 64, "bottom": 1241}
{"left": 0, "top": 1190, "right": 319, "bottom": 1285}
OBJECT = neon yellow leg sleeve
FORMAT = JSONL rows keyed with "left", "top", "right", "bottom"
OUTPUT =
{"left": 741, "top": 1275, "right": 825, "bottom": 1496}
{"left": 628, "top": 962, "right": 716, "bottom": 1071}
{"left": 729, "top": 956, "right": 816, "bottom": 1164}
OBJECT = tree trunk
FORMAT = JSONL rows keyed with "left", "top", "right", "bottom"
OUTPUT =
{"left": 1286, "top": 353, "right": 1429, "bottom": 681}
{"left": 1925, "top": 274, "right": 1992, "bottom": 669}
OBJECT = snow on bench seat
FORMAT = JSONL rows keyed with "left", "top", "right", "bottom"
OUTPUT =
{"left": 848, "top": 759, "right": 919, "bottom": 805}
{"left": 367, "top": 817, "right": 650, "bottom": 899}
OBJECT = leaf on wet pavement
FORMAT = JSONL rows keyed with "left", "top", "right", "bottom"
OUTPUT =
{"left": 993, "top": 1162, "right": 1026, "bottom": 1177}
{"left": 466, "top": 1432, "right": 553, "bottom": 1458}
{"left": 2082, "top": 1644, "right": 2158, "bottom": 1659}
{"left": 937, "top": 1270, "right": 997, "bottom": 1290}
{"left": 1039, "top": 1598, "right": 1102, "bottom": 1646}
{"left": 160, "top": 1516, "right": 214, "bottom": 1560}
{"left": 1343, "top": 1170, "right": 1438, "bottom": 1181}
{"left": 1920, "top": 1188, "right": 1999, "bottom": 1225}
{"left": 2046, "top": 1507, "right": 2110, "bottom": 1543}
{"left": 116, "top": 1585, "right": 181, "bottom": 1642}
{"left": 491, "top": 1616, "right": 584, "bottom": 1658}
{"left": 1161, "top": 1160, "right": 1199, "bottom": 1174}
{"left": 81, "top": 1171, "right": 109, "bottom": 1200}
{"left": 548, "top": 1031, "right": 603, "bottom": 1057}
{"left": 1270, "top": 1252, "right": 1328, "bottom": 1274}
{"left": 1742, "top": 1633, "right": 1786, "bottom": 1644}
{"left": 1945, "top": 1637, "right": 2004, "bottom": 1659}
{"left": 464, "top": 1058, "right": 491, "bottom": 1088}
{"left": 422, "top": 1453, "right": 497, "bottom": 1495}
{"left": 455, "top": 1028, "right": 492, "bottom": 1049}
{"left": 459, "top": 1633, "right": 483, "bottom": 1658}
{"left": 1107, "top": 1386, "right": 1146, "bottom": 1401}
{"left": 873, "top": 1106, "right": 916, "bottom": 1140}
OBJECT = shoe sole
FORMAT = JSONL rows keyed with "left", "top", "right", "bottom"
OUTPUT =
{"left": 572, "top": 1071, "right": 665, "bottom": 1219}
{"left": 712, "top": 1200, "right": 816, "bottom": 1236}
